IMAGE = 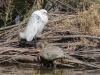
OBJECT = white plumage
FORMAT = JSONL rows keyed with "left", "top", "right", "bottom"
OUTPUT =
{"left": 19, "top": 9, "right": 48, "bottom": 42}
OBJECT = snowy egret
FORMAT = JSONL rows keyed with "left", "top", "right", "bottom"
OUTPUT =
{"left": 19, "top": 9, "right": 48, "bottom": 48}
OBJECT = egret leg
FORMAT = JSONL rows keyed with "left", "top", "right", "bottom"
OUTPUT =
{"left": 34, "top": 36, "right": 37, "bottom": 49}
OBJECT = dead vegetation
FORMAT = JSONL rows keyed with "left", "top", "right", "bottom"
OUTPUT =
{"left": 0, "top": 0, "right": 100, "bottom": 69}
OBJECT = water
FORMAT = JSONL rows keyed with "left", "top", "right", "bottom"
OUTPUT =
{"left": 0, "top": 66, "right": 100, "bottom": 75}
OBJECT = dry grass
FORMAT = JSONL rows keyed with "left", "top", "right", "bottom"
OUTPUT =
{"left": 77, "top": 1, "right": 100, "bottom": 36}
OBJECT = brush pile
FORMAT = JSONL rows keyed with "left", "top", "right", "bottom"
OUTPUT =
{"left": 0, "top": 0, "right": 100, "bottom": 69}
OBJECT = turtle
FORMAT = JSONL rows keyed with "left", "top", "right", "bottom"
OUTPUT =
{"left": 38, "top": 45, "right": 65, "bottom": 67}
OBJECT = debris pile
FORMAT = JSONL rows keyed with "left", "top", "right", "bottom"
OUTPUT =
{"left": 0, "top": 12, "right": 100, "bottom": 69}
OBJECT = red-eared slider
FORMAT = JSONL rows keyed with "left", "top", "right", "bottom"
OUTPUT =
{"left": 39, "top": 45, "right": 65, "bottom": 67}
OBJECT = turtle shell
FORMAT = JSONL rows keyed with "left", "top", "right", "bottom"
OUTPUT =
{"left": 39, "top": 45, "right": 64, "bottom": 60}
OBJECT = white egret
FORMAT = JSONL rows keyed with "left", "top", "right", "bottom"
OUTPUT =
{"left": 19, "top": 9, "right": 48, "bottom": 48}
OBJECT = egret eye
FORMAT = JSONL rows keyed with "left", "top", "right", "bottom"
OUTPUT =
{"left": 44, "top": 12, "right": 47, "bottom": 14}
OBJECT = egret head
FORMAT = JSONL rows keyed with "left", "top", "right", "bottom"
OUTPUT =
{"left": 40, "top": 9, "right": 47, "bottom": 15}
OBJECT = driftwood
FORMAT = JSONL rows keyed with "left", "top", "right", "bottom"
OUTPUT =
{"left": 0, "top": 55, "right": 38, "bottom": 63}
{"left": 62, "top": 59, "right": 98, "bottom": 69}
{"left": 0, "top": 24, "right": 18, "bottom": 31}
{"left": 40, "top": 35, "right": 100, "bottom": 39}
{"left": 49, "top": 43, "right": 95, "bottom": 47}
{"left": 55, "top": 55, "right": 98, "bottom": 69}
{"left": 70, "top": 49, "right": 100, "bottom": 61}
{"left": 0, "top": 46, "right": 99, "bottom": 69}
{"left": 0, "top": 47, "right": 39, "bottom": 64}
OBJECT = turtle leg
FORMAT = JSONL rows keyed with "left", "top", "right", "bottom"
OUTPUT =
{"left": 53, "top": 60, "right": 57, "bottom": 68}
{"left": 34, "top": 35, "right": 37, "bottom": 49}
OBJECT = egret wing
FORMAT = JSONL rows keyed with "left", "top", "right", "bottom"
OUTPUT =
{"left": 24, "top": 14, "right": 43, "bottom": 41}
